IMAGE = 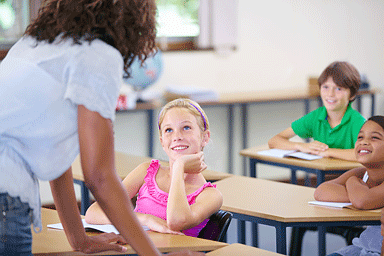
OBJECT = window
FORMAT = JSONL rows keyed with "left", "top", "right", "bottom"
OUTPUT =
{"left": 0, "top": 0, "right": 237, "bottom": 59}
{"left": 156, "top": 0, "right": 238, "bottom": 52}
{"left": 0, "top": 0, "right": 29, "bottom": 47}
{"left": 156, "top": 0, "right": 200, "bottom": 51}
{"left": 0, "top": 0, "right": 39, "bottom": 60}
{"left": 156, "top": 0, "right": 199, "bottom": 38}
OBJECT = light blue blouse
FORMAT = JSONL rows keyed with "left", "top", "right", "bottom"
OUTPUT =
{"left": 0, "top": 35, "right": 123, "bottom": 231}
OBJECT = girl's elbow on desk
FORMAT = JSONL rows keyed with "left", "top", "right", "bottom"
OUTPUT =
{"left": 313, "top": 184, "right": 331, "bottom": 201}
{"left": 351, "top": 197, "right": 384, "bottom": 210}
{"left": 313, "top": 189, "right": 330, "bottom": 202}
{"left": 167, "top": 216, "right": 191, "bottom": 232}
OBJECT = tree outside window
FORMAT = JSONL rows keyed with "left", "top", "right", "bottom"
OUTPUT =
{"left": 156, "top": 0, "right": 201, "bottom": 51}
{"left": 0, "top": 0, "right": 29, "bottom": 46}
{"left": 156, "top": 0, "right": 199, "bottom": 37}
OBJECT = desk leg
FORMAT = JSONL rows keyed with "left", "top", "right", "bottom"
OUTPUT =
{"left": 252, "top": 222, "right": 258, "bottom": 247}
{"left": 371, "top": 94, "right": 376, "bottom": 116}
{"left": 357, "top": 95, "right": 362, "bottom": 113}
{"left": 228, "top": 104, "right": 234, "bottom": 174}
{"left": 318, "top": 226, "right": 326, "bottom": 256}
{"left": 276, "top": 224, "right": 287, "bottom": 255}
{"left": 74, "top": 179, "right": 90, "bottom": 215}
{"left": 304, "top": 99, "right": 310, "bottom": 115}
{"left": 317, "top": 170, "right": 325, "bottom": 187}
{"left": 237, "top": 220, "right": 246, "bottom": 244}
{"left": 304, "top": 173, "right": 311, "bottom": 187}
{"left": 147, "top": 109, "right": 154, "bottom": 157}
{"left": 241, "top": 103, "right": 248, "bottom": 176}
{"left": 250, "top": 159, "right": 257, "bottom": 178}
{"left": 291, "top": 169, "right": 297, "bottom": 184}
{"left": 318, "top": 97, "right": 323, "bottom": 108}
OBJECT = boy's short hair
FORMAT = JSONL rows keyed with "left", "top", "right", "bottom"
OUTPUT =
{"left": 318, "top": 61, "right": 360, "bottom": 101}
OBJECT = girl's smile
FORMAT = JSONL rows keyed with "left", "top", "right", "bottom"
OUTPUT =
{"left": 171, "top": 145, "right": 189, "bottom": 151}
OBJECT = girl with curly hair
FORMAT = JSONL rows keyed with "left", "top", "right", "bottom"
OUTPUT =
{"left": 0, "top": 0, "right": 203, "bottom": 255}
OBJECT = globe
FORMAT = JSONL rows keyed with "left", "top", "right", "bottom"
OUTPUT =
{"left": 123, "top": 50, "right": 163, "bottom": 93}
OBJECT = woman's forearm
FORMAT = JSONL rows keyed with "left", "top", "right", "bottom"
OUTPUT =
{"left": 50, "top": 168, "right": 89, "bottom": 251}
{"left": 88, "top": 173, "right": 161, "bottom": 256}
{"left": 77, "top": 105, "right": 161, "bottom": 256}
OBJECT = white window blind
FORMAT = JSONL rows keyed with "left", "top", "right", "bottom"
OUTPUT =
{"left": 198, "top": 0, "right": 238, "bottom": 52}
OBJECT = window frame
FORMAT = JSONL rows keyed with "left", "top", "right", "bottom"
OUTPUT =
{"left": 0, "top": 0, "right": 40, "bottom": 60}
{"left": 1, "top": 0, "right": 236, "bottom": 59}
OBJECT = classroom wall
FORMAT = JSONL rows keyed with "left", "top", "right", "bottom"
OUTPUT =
{"left": 40, "top": 0, "right": 384, "bottom": 204}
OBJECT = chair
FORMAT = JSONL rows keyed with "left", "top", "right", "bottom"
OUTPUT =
{"left": 289, "top": 226, "right": 366, "bottom": 256}
{"left": 198, "top": 210, "right": 233, "bottom": 242}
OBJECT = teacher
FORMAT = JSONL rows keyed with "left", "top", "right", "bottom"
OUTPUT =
{"left": 0, "top": 0, "right": 203, "bottom": 255}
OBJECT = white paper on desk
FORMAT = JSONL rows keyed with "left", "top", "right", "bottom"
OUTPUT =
{"left": 288, "top": 151, "right": 323, "bottom": 160}
{"left": 48, "top": 219, "right": 149, "bottom": 234}
{"left": 257, "top": 149, "right": 323, "bottom": 160}
{"left": 308, "top": 201, "right": 353, "bottom": 208}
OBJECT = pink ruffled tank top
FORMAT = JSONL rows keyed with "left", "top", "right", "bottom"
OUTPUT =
{"left": 134, "top": 160, "right": 216, "bottom": 237}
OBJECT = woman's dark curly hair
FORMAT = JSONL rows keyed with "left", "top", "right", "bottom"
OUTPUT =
{"left": 25, "top": 0, "right": 157, "bottom": 78}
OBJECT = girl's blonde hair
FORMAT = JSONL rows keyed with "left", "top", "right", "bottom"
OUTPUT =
{"left": 158, "top": 98, "right": 209, "bottom": 136}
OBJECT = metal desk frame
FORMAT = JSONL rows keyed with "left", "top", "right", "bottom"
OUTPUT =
{"left": 234, "top": 212, "right": 379, "bottom": 255}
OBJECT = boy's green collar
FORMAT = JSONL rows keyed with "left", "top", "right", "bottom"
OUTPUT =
{"left": 320, "top": 103, "right": 353, "bottom": 123}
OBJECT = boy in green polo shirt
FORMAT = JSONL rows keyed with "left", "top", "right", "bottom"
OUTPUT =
{"left": 268, "top": 61, "right": 366, "bottom": 161}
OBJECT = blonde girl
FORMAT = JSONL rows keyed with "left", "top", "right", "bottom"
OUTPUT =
{"left": 86, "top": 98, "right": 223, "bottom": 237}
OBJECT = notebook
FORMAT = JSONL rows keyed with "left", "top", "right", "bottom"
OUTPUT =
{"left": 257, "top": 149, "right": 323, "bottom": 160}
{"left": 48, "top": 219, "right": 149, "bottom": 234}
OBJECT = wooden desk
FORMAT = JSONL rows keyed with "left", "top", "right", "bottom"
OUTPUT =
{"left": 206, "top": 243, "right": 283, "bottom": 256}
{"left": 198, "top": 89, "right": 378, "bottom": 175}
{"left": 240, "top": 144, "right": 362, "bottom": 186}
{"left": 72, "top": 152, "right": 232, "bottom": 214}
{"left": 33, "top": 208, "right": 227, "bottom": 255}
{"left": 214, "top": 175, "right": 380, "bottom": 256}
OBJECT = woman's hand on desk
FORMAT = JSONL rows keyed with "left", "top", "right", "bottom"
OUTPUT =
{"left": 75, "top": 232, "right": 128, "bottom": 254}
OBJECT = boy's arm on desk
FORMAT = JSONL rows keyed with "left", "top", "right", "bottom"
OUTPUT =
{"left": 268, "top": 127, "right": 329, "bottom": 155}
{"left": 268, "top": 127, "right": 297, "bottom": 150}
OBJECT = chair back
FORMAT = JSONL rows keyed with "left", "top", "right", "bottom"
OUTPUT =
{"left": 197, "top": 210, "right": 233, "bottom": 242}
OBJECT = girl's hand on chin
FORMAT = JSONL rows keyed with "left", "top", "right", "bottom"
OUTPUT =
{"left": 174, "top": 152, "right": 207, "bottom": 174}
